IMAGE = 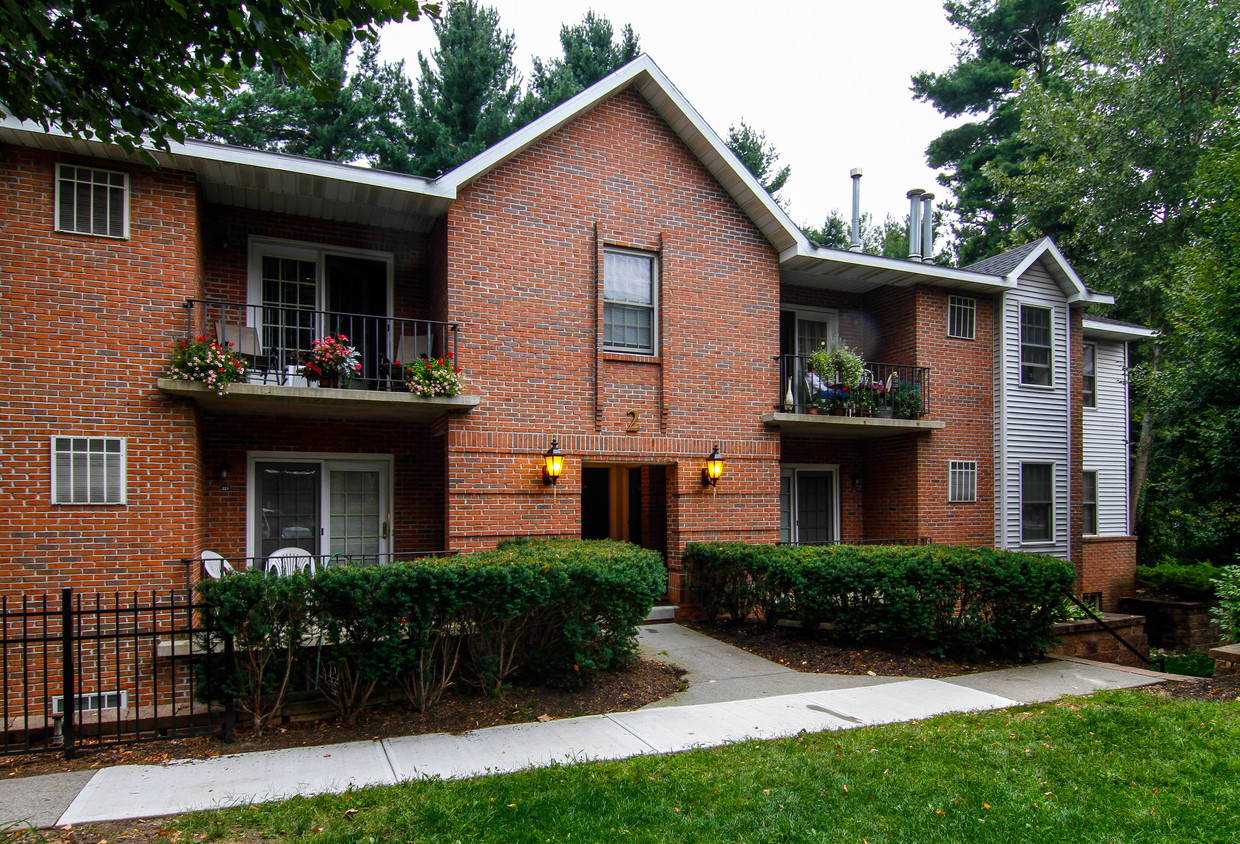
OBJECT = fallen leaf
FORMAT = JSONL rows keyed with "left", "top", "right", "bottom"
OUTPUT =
{"left": 344, "top": 808, "right": 358, "bottom": 818}
{"left": 537, "top": 714, "right": 553, "bottom": 723}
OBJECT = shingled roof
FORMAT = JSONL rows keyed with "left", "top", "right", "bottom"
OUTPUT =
{"left": 964, "top": 238, "right": 1050, "bottom": 276}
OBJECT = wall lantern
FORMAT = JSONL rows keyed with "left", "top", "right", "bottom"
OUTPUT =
{"left": 543, "top": 439, "right": 564, "bottom": 495}
{"left": 217, "top": 463, "right": 231, "bottom": 481}
{"left": 850, "top": 471, "right": 862, "bottom": 493}
{"left": 701, "top": 444, "right": 724, "bottom": 495}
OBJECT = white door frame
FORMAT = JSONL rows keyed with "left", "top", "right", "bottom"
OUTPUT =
{"left": 781, "top": 463, "right": 840, "bottom": 544}
{"left": 245, "top": 451, "right": 394, "bottom": 563}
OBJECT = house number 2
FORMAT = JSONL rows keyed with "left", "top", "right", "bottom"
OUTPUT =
{"left": 625, "top": 410, "right": 641, "bottom": 432}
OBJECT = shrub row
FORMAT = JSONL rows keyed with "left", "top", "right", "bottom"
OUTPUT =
{"left": 197, "top": 540, "right": 665, "bottom": 734}
{"left": 684, "top": 542, "right": 1074, "bottom": 659}
{"left": 1135, "top": 559, "right": 1233, "bottom": 601}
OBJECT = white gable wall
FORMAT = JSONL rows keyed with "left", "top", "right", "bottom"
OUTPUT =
{"left": 1083, "top": 339, "right": 1131, "bottom": 535}
{"left": 996, "top": 261, "right": 1072, "bottom": 557}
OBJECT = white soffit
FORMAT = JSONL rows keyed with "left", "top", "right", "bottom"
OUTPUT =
{"left": 1083, "top": 318, "right": 1157, "bottom": 342}
{"left": 0, "top": 118, "right": 454, "bottom": 232}
{"left": 780, "top": 246, "right": 1011, "bottom": 295}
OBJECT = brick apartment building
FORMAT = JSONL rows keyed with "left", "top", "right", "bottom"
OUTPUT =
{"left": 0, "top": 56, "right": 1151, "bottom": 613}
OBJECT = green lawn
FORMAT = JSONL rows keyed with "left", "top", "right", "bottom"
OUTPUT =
{"left": 180, "top": 690, "right": 1240, "bottom": 843}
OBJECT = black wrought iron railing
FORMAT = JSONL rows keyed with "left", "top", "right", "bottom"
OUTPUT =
{"left": 184, "top": 299, "right": 460, "bottom": 390}
{"left": 0, "top": 588, "right": 233, "bottom": 759}
{"left": 776, "top": 355, "right": 930, "bottom": 417}
{"left": 782, "top": 537, "right": 932, "bottom": 547}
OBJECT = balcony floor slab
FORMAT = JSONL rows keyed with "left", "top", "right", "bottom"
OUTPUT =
{"left": 761, "top": 411, "right": 945, "bottom": 438}
{"left": 158, "top": 378, "right": 479, "bottom": 421}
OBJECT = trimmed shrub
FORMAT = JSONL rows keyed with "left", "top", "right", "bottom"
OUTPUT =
{"left": 1136, "top": 559, "right": 1229, "bottom": 601}
{"left": 197, "top": 572, "right": 312, "bottom": 737}
{"left": 195, "top": 540, "right": 665, "bottom": 719}
{"left": 685, "top": 542, "right": 1073, "bottom": 658}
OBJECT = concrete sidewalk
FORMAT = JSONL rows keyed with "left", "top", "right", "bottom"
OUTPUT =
{"left": 0, "top": 624, "right": 1179, "bottom": 829}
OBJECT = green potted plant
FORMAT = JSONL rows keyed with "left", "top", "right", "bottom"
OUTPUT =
{"left": 829, "top": 345, "right": 865, "bottom": 389}
{"left": 890, "top": 381, "right": 923, "bottom": 419}
{"left": 402, "top": 352, "right": 467, "bottom": 397}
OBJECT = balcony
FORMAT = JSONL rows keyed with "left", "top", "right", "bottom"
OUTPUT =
{"left": 760, "top": 355, "right": 944, "bottom": 438}
{"left": 157, "top": 300, "right": 479, "bottom": 421}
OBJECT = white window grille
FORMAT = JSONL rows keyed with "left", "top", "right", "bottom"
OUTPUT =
{"left": 947, "top": 296, "right": 976, "bottom": 340}
{"left": 603, "top": 249, "right": 656, "bottom": 354}
{"left": 948, "top": 461, "right": 977, "bottom": 503}
{"left": 56, "top": 165, "right": 128, "bottom": 238}
{"left": 1020, "top": 305, "right": 1053, "bottom": 386}
{"left": 51, "top": 437, "right": 126, "bottom": 505}
{"left": 1021, "top": 463, "right": 1054, "bottom": 542}
{"left": 51, "top": 690, "right": 129, "bottom": 716}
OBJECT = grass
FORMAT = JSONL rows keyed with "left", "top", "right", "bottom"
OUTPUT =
{"left": 177, "top": 690, "right": 1240, "bottom": 844}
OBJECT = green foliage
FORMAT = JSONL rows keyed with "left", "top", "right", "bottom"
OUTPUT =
{"left": 196, "top": 540, "right": 665, "bottom": 720}
{"left": 685, "top": 543, "right": 1073, "bottom": 658}
{"left": 197, "top": 573, "right": 312, "bottom": 737}
{"left": 406, "top": 0, "right": 520, "bottom": 177}
{"left": 913, "top": 0, "right": 1070, "bottom": 264}
{"left": 1135, "top": 559, "right": 1229, "bottom": 601}
{"left": 0, "top": 0, "right": 436, "bottom": 155}
{"left": 801, "top": 210, "right": 913, "bottom": 259}
{"left": 1151, "top": 649, "right": 1216, "bottom": 677}
{"left": 516, "top": 11, "right": 640, "bottom": 123}
{"left": 725, "top": 121, "right": 791, "bottom": 206}
{"left": 1213, "top": 565, "right": 1240, "bottom": 643}
{"left": 185, "top": 38, "right": 419, "bottom": 172}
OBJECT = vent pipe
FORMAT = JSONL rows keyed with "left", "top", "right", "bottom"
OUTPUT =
{"left": 906, "top": 188, "right": 924, "bottom": 260}
{"left": 921, "top": 193, "right": 935, "bottom": 263}
{"left": 849, "top": 168, "right": 863, "bottom": 252}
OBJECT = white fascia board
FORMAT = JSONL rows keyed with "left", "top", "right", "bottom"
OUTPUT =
{"left": 780, "top": 242, "right": 1011, "bottom": 291}
{"left": 1005, "top": 238, "right": 1104, "bottom": 303}
{"left": 438, "top": 54, "right": 806, "bottom": 253}
{"left": 1083, "top": 318, "right": 1158, "bottom": 342}
{"left": 0, "top": 116, "right": 455, "bottom": 201}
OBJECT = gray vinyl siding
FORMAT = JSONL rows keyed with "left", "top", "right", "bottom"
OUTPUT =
{"left": 1083, "top": 340, "right": 1130, "bottom": 535}
{"left": 997, "top": 263, "right": 1071, "bottom": 556}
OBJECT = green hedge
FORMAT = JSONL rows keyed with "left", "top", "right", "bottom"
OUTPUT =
{"left": 685, "top": 542, "right": 1073, "bottom": 658}
{"left": 1135, "top": 559, "right": 1230, "bottom": 601}
{"left": 197, "top": 540, "right": 665, "bottom": 724}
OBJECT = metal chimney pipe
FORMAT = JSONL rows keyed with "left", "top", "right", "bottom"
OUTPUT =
{"left": 907, "top": 189, "right": 924, "bottom": 260}
{"left": 849, "top": 168, "right": 863, "bottom": 252}
{"left": 921, "top": 193, "right": 935, "bottom": 263}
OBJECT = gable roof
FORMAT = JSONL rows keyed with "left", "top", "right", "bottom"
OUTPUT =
{"left": 437, "top": 54, "right": 803, "bottom": 254}
{"left": 1083, "top": 314, "right": 1156, "bottom": 341}
{"left": 967, "top": 237, "right": 1113, "bottom": 306}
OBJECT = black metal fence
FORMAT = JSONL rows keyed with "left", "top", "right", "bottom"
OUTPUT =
{"left": 0, "top": 588, "right": 234, "bottom": 759}
{"left": 185, "top": 298, "right": 461, "bottom": 391}
{"left": 777, "top": 355, "right": 930, "bottom": 417}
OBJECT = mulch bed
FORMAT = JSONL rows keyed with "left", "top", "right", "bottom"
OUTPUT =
{"left": 684, "top": 620, "right": 1027, "bottom": 678}
{"left": 1142, "top": 673, "right": 1240, "bottom": 702}
{"left": 0, "top": 659, "right": 686, "bottom": 781}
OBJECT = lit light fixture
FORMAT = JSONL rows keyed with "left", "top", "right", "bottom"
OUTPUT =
{"left": 850, "top": 471, "right": 862, "bottom": 493}
{"left": 217, "top": 463, "right": 231, "bottom": 482}
{"left": 543, "top": 439, "right": 564, "bottom": 495}
{"left": 701, "top": 444, "right": 724, "bottom": 495}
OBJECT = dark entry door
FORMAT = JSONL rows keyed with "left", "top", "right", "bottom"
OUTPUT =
{"left": 326, "top": 255, "right": 387, "bottom": 385}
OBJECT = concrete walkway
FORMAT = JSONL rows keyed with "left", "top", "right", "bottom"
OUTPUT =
{"left": 0, "top": 624, "right": 1180, "bottom": 829}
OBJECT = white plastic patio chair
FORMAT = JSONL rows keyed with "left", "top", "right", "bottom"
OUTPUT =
{"left": 267, "top": 546, "right": 316, "bottom": 576}
{"left": 200, "top": 550, "right": 234, "bottom": 579}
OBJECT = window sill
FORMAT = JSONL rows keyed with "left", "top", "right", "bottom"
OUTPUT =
{"left": 603, "top": 351, "right": 661, "bottom": 365}
{"left": 1018, "top": 382, "right": 1056, "bottom": 391}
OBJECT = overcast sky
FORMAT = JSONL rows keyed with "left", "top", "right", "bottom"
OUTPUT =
{"left": 380, "top": 1, "right": 968, "bottom": 230}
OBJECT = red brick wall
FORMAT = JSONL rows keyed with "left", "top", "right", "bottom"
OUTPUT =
{"left": 441, "top": 89, "right": 782, "bottom": 601}
{"left": 1082, "top": 537, "right": 1136, "bottom": 611}
{"left": 0, "top": 146, "right": 205, "bottom": 595}
{"left": 911, "top": 287, "right": 996, "bottom": 546}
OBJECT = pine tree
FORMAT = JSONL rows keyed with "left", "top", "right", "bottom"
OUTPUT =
{"left": 912, "top": 0, "right": 1069, "bottom": 264}
{"left": 407, "top": 0, "right": 520, "bottom": 177}
{"left": 517, "top": 12, "right": 640, "bottom": 123}
{"left": 725, "top": 121, "right": 791, "bottom": 207}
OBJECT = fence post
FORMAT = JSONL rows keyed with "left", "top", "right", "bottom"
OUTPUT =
{"left": 60, "top": 587, "right": 75, "bottom": 760}
{"left": 223, "top": 632, "right": 236, "bottom": 744}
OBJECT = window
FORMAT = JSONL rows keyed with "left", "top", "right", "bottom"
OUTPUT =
{"left": 1083, "top": 343, "right": 1097, "bottom": 408}
{"left": 603, "top": 249, "right": 656, "bottom": 354}
{"left": 779, "top": 468, "right": 837, "bottom": 545}
{"left": 51, "top": 437, "right": 126, "bottom": 504}
{"left": 947, "top": 296, "right": 976, "bottom": 340}
{"left": 948, "top": 461, "right": 977, "bottom": 503}
{"left": 1020, "top": 305, "right": 1052, "bottom": 386}
{"left": 1083, "top": 470, "right": 1098, "bottom": 535}
{"left": 56, "top": 165, "right": 128, "bottom": 238}
{"left": 1021, "top": 463, "right": 1054, "bottom": 542}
